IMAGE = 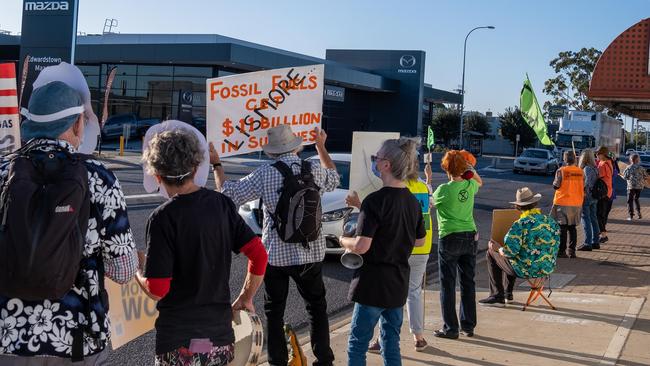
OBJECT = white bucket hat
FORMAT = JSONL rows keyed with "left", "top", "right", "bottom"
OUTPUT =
{"left": 262, "top": 124, "right": 303, "bottom": 155}
{"left": 509, "top": 187, "right": 542, "bottom": 206}
{"left": 32, "top": 62, "right": 99, "bottom": 154}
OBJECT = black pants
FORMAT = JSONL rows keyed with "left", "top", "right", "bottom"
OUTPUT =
{"left": 628, "top": 189, "right": 642, "bottom": 216}
{"left": 597, "top": 197, "right": 613, "bottom": 233}
{"left": 559, "top": 225, "right": 578, "bottom": 255}
{"left": 264, "top": 262, "right": 334, "bottom": 366}
{"left": 437, "top": 231, "right": 477, "bottom": 334}
{"left": 486, "top": 247, "right": 517, "bottom": 298}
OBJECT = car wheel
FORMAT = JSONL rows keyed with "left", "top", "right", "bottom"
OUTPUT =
{"left": 513, "top": 169, "right": 519, "bottom": 174}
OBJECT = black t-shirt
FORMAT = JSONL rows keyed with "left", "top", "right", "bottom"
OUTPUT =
{"left": 348, "top": 187, "right": 426, "bottom": 308}
{"left": 144, "top": 188, "right": 256, "bottom": 354}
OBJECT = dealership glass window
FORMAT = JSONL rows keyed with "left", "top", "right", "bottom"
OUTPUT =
{"left": 84, "top": 75, "right": 100, "bottom": 89}
{"left": 137, "top": 75, "right": 174, "bottom": 91}
{"left": 102, "top": 64, "right": 137, "bottom": 77}
{"left": 138, "top": 65, "right": 173, "bottom": 76}
{"left": 173, "top": 66, "right": 213, "bottom": 78}
{"left": 78, "top": 65, "right": 100, "bottom": 76}
{"left": 218, "top": 69, "right": 239, "bottom": 77}
{"left": 111, "top": 76, "right": 137, "bottom": 97}
{"left": 172, "top": 77, "right": 207, "bottom": 92}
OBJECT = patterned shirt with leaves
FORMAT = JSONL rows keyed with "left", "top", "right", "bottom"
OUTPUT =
{"left": 0, "top": 139, "right": 138, "bottom": 359}
{"left": 623, "top": 163, "right": 648, "bottom": 190}
{"left": 501, "top": 209, "right": 560, "bottom": 278}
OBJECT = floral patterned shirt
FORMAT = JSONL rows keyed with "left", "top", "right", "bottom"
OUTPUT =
{"left": 0, "top": 139, "right": 138, "bottom": 358}
{"left": 502, "top": 210, "right": 560, "bottom": 278}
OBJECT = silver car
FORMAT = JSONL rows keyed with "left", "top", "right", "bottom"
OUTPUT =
{"left": 238, "top": 153, "right": 353, "bottom": 255}
{"left": 513, "top": 148, "right": 560, "bottom": 175}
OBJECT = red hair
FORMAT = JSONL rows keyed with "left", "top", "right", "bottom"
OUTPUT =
{"left": 441, "top": 150, "right": 468, "bottom": 177}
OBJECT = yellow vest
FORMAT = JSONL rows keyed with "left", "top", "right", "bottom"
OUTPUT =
{"left": 406, "top": 179, "right": 433, "bottom": 255}
{"left": 553, "top": 165, "right": 584, "bottom": 207}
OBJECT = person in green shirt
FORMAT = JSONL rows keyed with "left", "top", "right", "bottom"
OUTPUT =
{"left": 432, "top": 150, "right": 482, "bottom": 339}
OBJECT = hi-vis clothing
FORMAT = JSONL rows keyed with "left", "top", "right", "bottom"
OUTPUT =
{"left": 553, "top": 165, "right": 584, "bottom": 207}
{"left": 406, "top": 179, "right": 433, "bottom": 255}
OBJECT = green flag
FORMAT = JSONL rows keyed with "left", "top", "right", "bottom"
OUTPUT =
{"left": 427, "top": 126, "right": 435, "bottom": 150}
{"left": 520, "top": 75, "right": 554, "bottom": 146}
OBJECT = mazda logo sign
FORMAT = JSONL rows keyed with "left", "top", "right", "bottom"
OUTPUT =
{"left": 182, "top": 91, "right": 193, "bottom": 104}
{"left": 399, "top": 55, "right": 416, "bottom": 68}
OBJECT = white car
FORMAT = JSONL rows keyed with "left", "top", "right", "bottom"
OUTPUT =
{"left": 238, "top": 153, "right": 352, "bottom": 255}
{"left": 513, "top": 148, "right": 560, "bottom": 175}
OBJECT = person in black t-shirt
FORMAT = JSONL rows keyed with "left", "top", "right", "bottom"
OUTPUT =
{"left": 339, "top": 138, "right": 426, "bottom": 366}
{"left": 135, "top": 129, "right": 268, "bottom": 366}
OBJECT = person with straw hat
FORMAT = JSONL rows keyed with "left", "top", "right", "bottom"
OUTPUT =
{"left": 479, "top": 187, "right": 560, "bottom": 306}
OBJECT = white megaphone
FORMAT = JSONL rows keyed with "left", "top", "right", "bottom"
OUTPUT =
{"left": 340, "top": 212, "right": 364, "bottom": 270}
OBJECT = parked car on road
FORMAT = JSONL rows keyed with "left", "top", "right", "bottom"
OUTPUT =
{"left": 238, "top": 153, "right": 352, "bottom": 256}
{"left": 639, "top": 154, "right": 650, "bottom": 173}
{"left": 101, "top": 114, "right": 160, "bottom": 140}
{"left": 513, "top": 148, "right": 560, "bottom": 175}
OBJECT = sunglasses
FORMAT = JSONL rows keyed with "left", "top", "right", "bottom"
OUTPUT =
{"left": 371, "top": 155, "right": 388, "bottom": 163}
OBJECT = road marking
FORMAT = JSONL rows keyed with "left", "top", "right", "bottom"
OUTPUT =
{"left": 124, "top": 193, "right": 163, "bottom": 203}
{"left": 531, "top": 314, "right": 592, "bottom": 325}
{"left": 600, "top": 297, "right": 645, "bottom": 365}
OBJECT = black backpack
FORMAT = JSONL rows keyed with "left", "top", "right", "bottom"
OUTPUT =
{"left": 0, "top": 142, "right": 90, "bottom": 301}
{"left": 592, "top": 178, "right": 608, "bottom": 200}
{"left": 271, "top": 161, "right": 322, "bottom": 247}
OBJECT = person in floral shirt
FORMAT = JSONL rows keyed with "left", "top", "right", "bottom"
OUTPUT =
{"left": 479, "top": 187, "right": 560, "bottom": 306}
{"left": 0, "top": 67, "right": 137, "bottom": 365}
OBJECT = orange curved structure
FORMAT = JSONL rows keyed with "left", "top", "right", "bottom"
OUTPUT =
{"left": 588, "top": 18, "right": 650, "bottom": 120}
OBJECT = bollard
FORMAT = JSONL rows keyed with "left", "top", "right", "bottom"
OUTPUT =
{"left": 119, "top": 136, "right": 124, "bottom": 156}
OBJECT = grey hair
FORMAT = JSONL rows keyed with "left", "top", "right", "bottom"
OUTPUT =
{"left": 142, "top": 130, "right": 204, "bottom": 186}
{"left": 579, "top": 149, "right": 596, "bottom": 169}
{"left": 379, "top": 137, "right": 421, "bottom": 181}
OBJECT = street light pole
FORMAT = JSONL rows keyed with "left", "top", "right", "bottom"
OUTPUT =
{"left": 459, "top": 25, "right": 495, "bottom": 149}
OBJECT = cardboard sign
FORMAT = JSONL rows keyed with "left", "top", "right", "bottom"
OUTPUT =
{"left": 618, "top": 160, "right": 650, "bottom": 188}
{"left": 349, "top": 131, "right": 400, "bottom": 200}
{"left": 206, "top": 65, "right": 325, "bottom": 157}
{"left": 105, "top": 278, "right": 158, "bottom": 349}
{"left": 491, "top": 209, "right": 521, "bottom": 245}
{"left": 0, "top": 63, "right": 21, "bottom": 154}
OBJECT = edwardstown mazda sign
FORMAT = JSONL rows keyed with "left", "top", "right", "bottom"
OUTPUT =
{"left": 398, "top": 55, "right": 417, "bottom": 74}
{"left": 24, "top": 1, "right": 70, "bottom": 11}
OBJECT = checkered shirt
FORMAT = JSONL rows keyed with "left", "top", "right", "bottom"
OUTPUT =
{"left": 222, "top": 153, "right": 340, "bottom": 267}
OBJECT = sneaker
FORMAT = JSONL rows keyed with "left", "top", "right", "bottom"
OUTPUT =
{"left": 414, "top": 339, "right": 428, "bottom": 352}
{"left": 638, "top": 213, "right": 643, "bottom": 219}
{"left": 592, "top": 243, "right": 601, "bottom": 250}
{"left": 479, "top": 296, "right": 505, "bottom": 307}
{"left": 461, "top": 329, "right": 475, "bottom": 337}
{"left": 627, "top": 216, "right": 633, "bottom": 221}
{"left": 433, "top": 329, "right": 459, "bottom": 339}
{"left": 577, "top": 245, "right": 592, "bottom": 251}
{"left": 600, "top": 236, "right": 609, "bottom": 243}
{"left": 368, "top": 339, "right": 381, "bottom": 354}
{"left": 505, "top": 294, "right": 514, "bottom": 304}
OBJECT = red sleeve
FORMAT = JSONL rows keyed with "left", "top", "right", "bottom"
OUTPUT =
{"left": 240, "top": 236, "right": 268, "bottom": 276}
{"left": 146, "top": 277, "right": 171, "bottom": 299}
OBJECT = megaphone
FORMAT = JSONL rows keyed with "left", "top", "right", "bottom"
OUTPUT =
{"left": 340, "top": 212, "right": 363, "bottom": 269}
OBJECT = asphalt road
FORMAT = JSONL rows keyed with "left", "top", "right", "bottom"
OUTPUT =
{"left": 105, "top": 154, "right": 643, "bottom": 365}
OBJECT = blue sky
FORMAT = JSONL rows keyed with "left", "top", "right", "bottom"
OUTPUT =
{"left": 0, "top": 0, "right": 647, "bottom": 127}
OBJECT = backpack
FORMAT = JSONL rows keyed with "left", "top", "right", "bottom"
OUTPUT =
{"left": 0, "top": 142, "right": 91, "bottom": 301}
{"left": 592, "top": 178, "right": 608, "bottom": 200}
{"left": 271, "top": 161, "right": 322, "bottom": 247}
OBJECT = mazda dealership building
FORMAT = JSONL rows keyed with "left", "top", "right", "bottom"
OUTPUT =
{"left": 0, "top": 32, "right": 460, "bottom": 150}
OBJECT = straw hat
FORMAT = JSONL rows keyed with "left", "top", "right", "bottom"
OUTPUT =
{"left": 509, "top": 187, "right": 542, "bottom": 206}
{"left": 262, "top": 125, "right": 303, "bottom": 155}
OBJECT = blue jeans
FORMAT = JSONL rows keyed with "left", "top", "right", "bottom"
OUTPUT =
{"left": 581, "top": 200, "right": 600, "bottom": 246}
{"left": 348, "top": 303, "right": 403, "bottom": 366}
{"left": 438, "top": 231, "right": 477, "bottom": 334}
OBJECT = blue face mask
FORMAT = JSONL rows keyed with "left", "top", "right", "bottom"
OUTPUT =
{"left": 371, "top": 160, "right": 381, "bottom": 178}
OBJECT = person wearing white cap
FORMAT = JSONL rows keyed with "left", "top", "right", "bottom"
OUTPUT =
{"left": 0, "top": 76, "right": 137, "bottom": 365}
{"left": 479, "top": 187, "right": 560, "bottom": 306}
{"left": 209, "top": 125, "right": 339, "bottom": 366}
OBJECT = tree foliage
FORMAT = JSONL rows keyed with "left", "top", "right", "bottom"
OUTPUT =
{"left": 499, "top": 107, "right": 537, "bottom": 154}
{"left": 431, "top": 109, "right": 460, "bottom": 146}
{"left": 463, "top": 113, "right": 490, "bottom": 135}
{"left": 542, "top": 47, "right": 618, "bottom": 117}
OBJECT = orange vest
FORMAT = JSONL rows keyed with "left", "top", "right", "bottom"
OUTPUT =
{"left": 553, "top": 165, "right": 584, "bottom": 207}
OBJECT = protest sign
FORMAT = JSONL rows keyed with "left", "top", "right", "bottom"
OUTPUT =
{"left": 618, "top": 160, "right": 650, "bottom": 188}
{"left": 490, "top": 209, "right": 521, "bottom": 245}
{"left": 0, "top": 63, "right": 21, "bottom": 154}
{"left": 350, "top": 131, "right": 400, "bottom": 201}
{"left": 105, "top": 278, "right": 158, "bottom": 349}
{"left": 206, "top": 65, "right": 324, "bottom": 157}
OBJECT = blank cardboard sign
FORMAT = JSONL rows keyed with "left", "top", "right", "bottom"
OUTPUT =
{"left": 491, "top": 209, "right": 521, "bottom": 245}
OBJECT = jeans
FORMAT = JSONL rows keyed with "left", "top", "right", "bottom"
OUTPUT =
{"left": 348, "top": 303, "right": 403, "bottom": 366}
{"left": 486, "top": 247, "right": 517, "bottom": 298}
{"left": 437, "top": 231, "right": 477, "bottom": 334}
{"left": 264, "top": 262, "right": 334, "bottom": 366}
{"left": 559, "top": 225, "right": 577, "bottom": 255}
{"left": 628, "top": 189, "right": 642, "bottom": 216}
{"left": 597, "top": 197, "right": 613, "bottom": 233}
{"left": 406, "top": 254, "right": 429, "bottom": 335}
{"left": 581, "top": 200, "right": 600, "bottom": 246}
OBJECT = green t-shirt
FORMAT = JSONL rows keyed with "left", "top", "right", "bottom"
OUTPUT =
{"left": 433, "top": 179, "right": 479, "bottom": 238}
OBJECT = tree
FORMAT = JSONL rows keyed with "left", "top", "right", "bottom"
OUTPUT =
{"left": 499, "top": 107, "right": 537, "bottom": 154}
{"left": 543, "top": 47, "right": 618, "bottom": 117}
{"left": 463, "top": 113, "right": 490, "bottom": 135}
{"left": 431, "top": 109, "right": 460, "bottom": 146}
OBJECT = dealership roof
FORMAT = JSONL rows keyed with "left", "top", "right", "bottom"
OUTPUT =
{"left": 1, "top": 33, "right": 460, "bottom": 103}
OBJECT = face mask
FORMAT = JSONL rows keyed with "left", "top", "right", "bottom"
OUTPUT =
{"left": 371, "top": 160, "right": 381, "bottom": 178}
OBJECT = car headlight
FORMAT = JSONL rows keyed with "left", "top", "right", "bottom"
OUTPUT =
{"left": 322, "top": 207, "right": 353, "bottom": 222}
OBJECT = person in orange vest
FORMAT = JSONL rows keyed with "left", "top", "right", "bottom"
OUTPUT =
{"left": 551, "top": 151, "right": 584, "bottom": 258}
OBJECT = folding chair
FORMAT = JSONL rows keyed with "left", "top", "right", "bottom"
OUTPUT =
{"left": 522, "top": 276, "right": 556, "bottom": 311}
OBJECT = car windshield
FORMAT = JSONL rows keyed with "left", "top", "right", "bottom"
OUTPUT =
{"left": 640, "top": 155, "right": 650, "bottom": 163}
{"left": 310, "top": 158, "right": 350, "bottom": 189}
{"left": 521, "top": 150, "right": 548, "bottom": 159}
{"left": 555, "top": 133, "right": 593, "bottom": 149}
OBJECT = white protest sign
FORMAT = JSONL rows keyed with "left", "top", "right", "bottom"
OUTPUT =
{"left": 206, "top": 64, "right": 325, "bottom": 157}
{"left": 106, "top": 278, "right": 158, "bottom": 349}
{"left": 350, "top": 131, "right": 400, "bottom": 201}
{"left": 0, "top": 63, "right": 21, "bottom": 154}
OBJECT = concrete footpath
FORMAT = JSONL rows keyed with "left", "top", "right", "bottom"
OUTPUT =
{"left": 282, "top": 200, "right": 650, "bottom": 366}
